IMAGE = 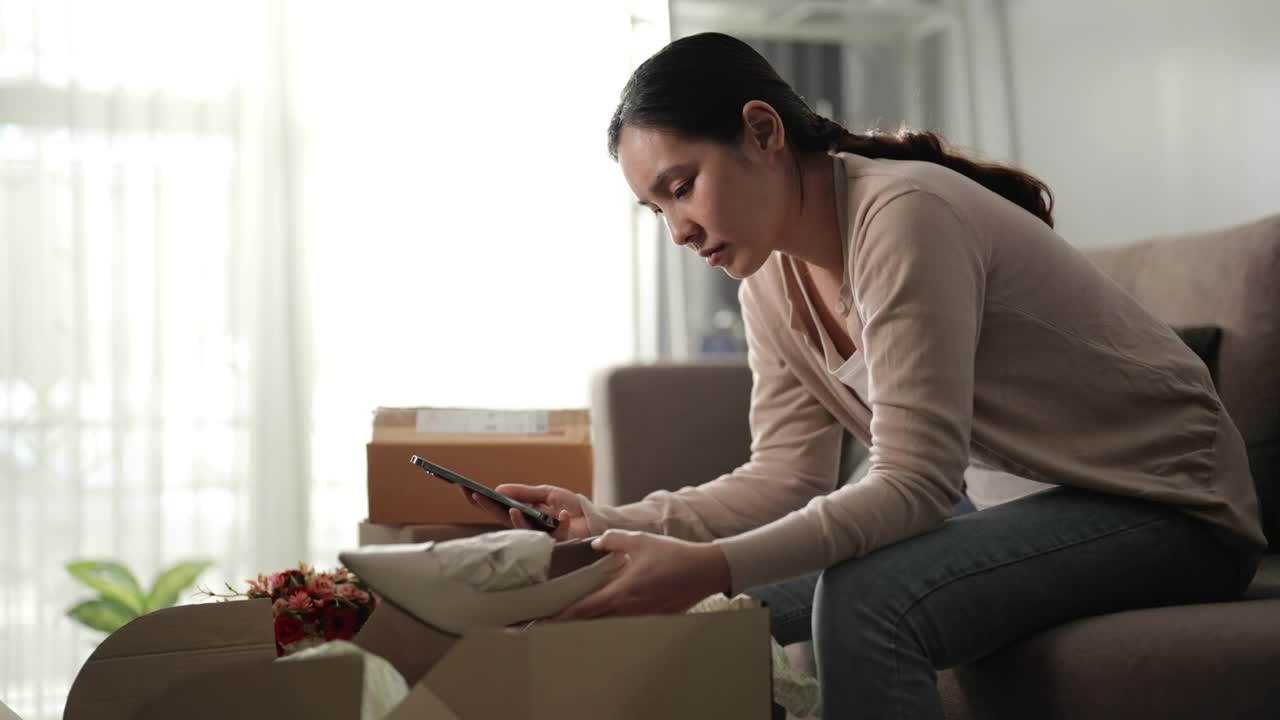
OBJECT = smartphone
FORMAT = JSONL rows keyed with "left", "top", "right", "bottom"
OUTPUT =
{"left": 409, "top": 455, "right": 561, "bottom": 532}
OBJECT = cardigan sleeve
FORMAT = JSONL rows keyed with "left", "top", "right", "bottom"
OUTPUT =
{"left": 578, "top": 278, "right": 845, "bottom": 542}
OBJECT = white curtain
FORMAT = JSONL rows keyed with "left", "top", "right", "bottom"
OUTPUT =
{"left": 1, "top": 1, "right": 306, "bottom": 716}
{"left": 1, "top": 1, "right": 647, "bottom": 717}
{"left": 295, "top": 0, "right": 648, "bottom": 574}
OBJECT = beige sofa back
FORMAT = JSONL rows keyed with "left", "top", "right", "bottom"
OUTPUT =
{"left": 591, "top": 362, "right": 754, "bottom": 506}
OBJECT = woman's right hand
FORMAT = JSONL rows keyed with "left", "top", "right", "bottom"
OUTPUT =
{"left": 459, "top": 484, "right": 593, "bottom": 541}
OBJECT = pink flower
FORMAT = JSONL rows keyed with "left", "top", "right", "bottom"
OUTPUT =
{"left": 287, "top": 589, "right": 313, "bottom": 614}
{"left": 267, "top": 572, "right": 287, "bottom": 595}
{"left": 336, "top": 582, "right": 371, "bottom": 605}
{"left": 306, "top": 576, "right": 336, "bottom": 600}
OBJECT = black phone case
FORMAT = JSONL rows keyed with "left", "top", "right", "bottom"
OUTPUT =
{"left": 409, "top": 455, "right": 561, "bottom": 531}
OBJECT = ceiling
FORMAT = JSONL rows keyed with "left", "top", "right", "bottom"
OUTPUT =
{"left": 670, "top": 0, "right": 955, "bottom": 43}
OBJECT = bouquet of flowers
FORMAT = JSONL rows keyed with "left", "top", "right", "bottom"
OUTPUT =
{"left": 201, "top": 562, "right": 377, "bottom": 656}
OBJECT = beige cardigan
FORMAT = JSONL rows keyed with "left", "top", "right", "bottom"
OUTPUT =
{"left": 581, "top": 152, "right": 1265, "bottom": 595}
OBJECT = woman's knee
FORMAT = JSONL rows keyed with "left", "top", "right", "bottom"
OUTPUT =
{"left": 813, "top": 557, "right": 904, "bottom": 651}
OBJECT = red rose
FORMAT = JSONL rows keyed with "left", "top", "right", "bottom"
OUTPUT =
{"left": 274, "top": 613, "right": 305, "bottom": 646}
{"left": 324, "top": 606, "right": 358, "bottom": 640}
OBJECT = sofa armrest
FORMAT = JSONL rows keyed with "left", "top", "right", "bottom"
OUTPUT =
{"left": 589, "top": 362, "right": 754, "bottom": 506}
{"left": 589, "top": 362, "right": 870, "bottom": 509}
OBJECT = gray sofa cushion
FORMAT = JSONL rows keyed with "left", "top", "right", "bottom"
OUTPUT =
{"left": 1173, "top": 325, "right": 1223, "bottom": 383}
{"left": 943, "top": 597, "right": 1280, "bottom": 720}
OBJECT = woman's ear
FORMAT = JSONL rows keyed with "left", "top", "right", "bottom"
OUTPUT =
{"left": 741, "top": 100, "right": 786, "bottom": 156}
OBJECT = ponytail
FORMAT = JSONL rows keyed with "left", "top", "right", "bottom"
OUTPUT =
{"left": 808, "top": 116, "right": 1055, "bottom": 228}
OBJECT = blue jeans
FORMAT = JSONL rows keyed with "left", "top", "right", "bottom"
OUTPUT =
{"left": 744, "top": 487, "right": 1257, "bottom": 719}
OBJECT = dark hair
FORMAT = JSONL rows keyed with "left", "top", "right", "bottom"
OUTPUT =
{"left": 608, "top": 32, "right": 1054, "bottom": 228}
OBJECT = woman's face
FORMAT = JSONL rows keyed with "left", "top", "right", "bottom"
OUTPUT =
{"left": 616, "top": 111, "right": 793, "bottom": 280}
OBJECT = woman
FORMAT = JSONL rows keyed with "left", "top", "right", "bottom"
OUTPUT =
{"left": 464, "top": 32, "right": 1263, "bottom": 718}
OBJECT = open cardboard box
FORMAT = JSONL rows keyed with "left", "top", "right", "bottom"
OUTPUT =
{"left": 65, "top": 594, "right": 772, "bottom": 719}
{"left": 367, "top": 407, "right": 594, "bottom": 525}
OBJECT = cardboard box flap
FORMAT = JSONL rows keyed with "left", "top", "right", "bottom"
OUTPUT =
{"left": 528, "top": 609, "right": 772, "bottom": 718}
{"left": 384, "top": 685, "right": 462, "bottom": 720}
{"left": 87, "top": 597, "right": 275, "bottom": 659}
{"left": 137, "top": 653, "right": 365, "bottom": 719}
{"left": 372, "top": 407, "right": 590, "bottom": 445}
{"left": 418, "top": 629, "right": 531, "bottom": 718}
{"left": 417, "top": 605, "right": 772, "bottom": 720}
{"left": 352, "top": 598, "right": 457, "bottom": 685}
{"left": 64, "top": 600, "right": 278, "bottom": 720}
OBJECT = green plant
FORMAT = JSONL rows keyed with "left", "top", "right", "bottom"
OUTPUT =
{"left": 65, "top": 559, "right": 214, "bottom": 634}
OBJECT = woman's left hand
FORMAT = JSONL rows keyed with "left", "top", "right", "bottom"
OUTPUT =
{"left": 549, "top": 530, "right": 731, "bottom": 622}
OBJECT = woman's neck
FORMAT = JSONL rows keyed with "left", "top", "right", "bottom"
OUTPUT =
{"left": 775, "top": 150, "right": 845, "bottom": 281}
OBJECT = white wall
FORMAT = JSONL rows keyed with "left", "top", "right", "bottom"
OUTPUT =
{"left": 998, "top": 0, "right": 1280, "bottom": 247}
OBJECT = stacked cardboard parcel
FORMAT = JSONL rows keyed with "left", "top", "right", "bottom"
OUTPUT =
{"left": 362, "top": 407, "right": 594, "bottom": 544}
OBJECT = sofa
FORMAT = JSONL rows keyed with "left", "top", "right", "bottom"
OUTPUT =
{"left": 588, "top": 213, "right": 1280, "bottom": 719}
